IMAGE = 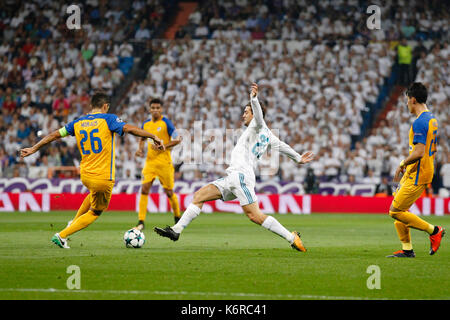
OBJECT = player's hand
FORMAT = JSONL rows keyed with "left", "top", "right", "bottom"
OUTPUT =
{"left": 151, "top": 144, "right": 164, "bottom": 151}
{"left": 299, "top": 151, "right": 314, "bottom": 164}
{"left": 393, "top": 165, "right": 405, "bottom": 183}
{"left": 250, "top": 82, "right": 258, "bottom": 98}
{"left": 20, "top": 147, "right": 36, "bottom": 158}
{"left": 152, "top": 137, "right": 165, "bottom": 151}
{"left": 135, "top": 149, "right": 144, "bottom": 157}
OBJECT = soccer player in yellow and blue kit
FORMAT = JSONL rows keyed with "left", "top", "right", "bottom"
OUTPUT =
{"left": 135, "top": 98, "right": 181, "bottom": 230}
{"left": 20, "top": 92, "right": 165, "bottom": 248}
{"left": 387, "top": 83, "right": 445, "bottom": 258}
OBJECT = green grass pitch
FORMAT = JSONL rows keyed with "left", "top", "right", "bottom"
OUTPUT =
{"left": 0, "top": 211, "right": 449, "bottom": 300}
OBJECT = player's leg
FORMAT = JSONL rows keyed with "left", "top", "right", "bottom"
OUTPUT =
{"left": 388, "top": 181, "right": 445, "bottom": 256}
{"left": 58, "top": 180, "right": 113, "bottom": 239}
{"left": 386, "top": 220, "right": 415, "bottom": 257}
{"left": 241, "top": 199, "right": 306, "bottom": 252}
{"left": 136, "top": 180, "right": 154, "bottom": 230}
{"left": 234, "top": 172, "right": 306, "bottom": 252}
{"left": 67, "top": 193, "right": 92, "bottom": 226}
{"left": 164, "top": 188, "right": 181, "bottom": 223}
{"left": 58, "top": 208, "right": 103, "bottom": 237}
{"left": 394, "top": 220, "right": 412, "bottom": 250}
{"left": 159, "top": 165, "right": 181, "bottom": 223}
{"left": 52, "top": 179, "right": 114, "bottom": 248}
{"left": 389, "top": 204, "right": 445, "bottom": 255}
{"left": 154, "top": 183, "right": 222, "bottom": 240}
{"left": 389, "top": 205, "right": 435, "bottom": 233}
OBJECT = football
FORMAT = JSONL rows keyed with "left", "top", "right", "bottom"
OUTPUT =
{"left": 123, "top": 228, "right": 145, "bottom": 248}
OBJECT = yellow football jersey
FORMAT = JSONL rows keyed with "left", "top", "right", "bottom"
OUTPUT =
{"left": 64, "top": 112, "right": 125, "bottom": 180}
{"left": 405, "top": 110, "right": 438, "bottom": 185}
{"left": 142, "top": 116, "right": 178, "bottom": 165}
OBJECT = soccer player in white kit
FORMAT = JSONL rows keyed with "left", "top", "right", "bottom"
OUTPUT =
{"left": 154, "top": 83, "right": 314, "bottom": 252}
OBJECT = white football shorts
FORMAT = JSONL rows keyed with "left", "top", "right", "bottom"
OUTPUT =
{"left": 211, "top": 171, "right": 257, "bottom": 206}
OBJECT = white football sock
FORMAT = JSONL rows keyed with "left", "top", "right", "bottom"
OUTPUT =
{"left": 171, "top": 203, "right": 201, "bottom": 233}
{"left": 261, "top": 216, "right": 295, "bottom": 244}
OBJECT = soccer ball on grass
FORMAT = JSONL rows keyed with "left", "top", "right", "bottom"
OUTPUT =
{"left": 123, "top": 228, "right": 145, "bottom": 248}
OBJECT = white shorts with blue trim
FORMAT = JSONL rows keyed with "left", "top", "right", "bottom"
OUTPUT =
{"left": 211, "top": 171, "right": 257, "bottom": 206}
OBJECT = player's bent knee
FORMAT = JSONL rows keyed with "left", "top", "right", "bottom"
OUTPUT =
{"left": 389, "top": 204, "right": 399, "bottom": 217}
{"left": 92, "top": 209, "right": 103, "bottom": 216}
{"left": 394, "top": 220, "right": 403, "bottom": 227}
{"left": 243, "top": 207, "right": 265, "bottom": 225}
{"left": 247, "top": 213, "right": 261, "bottom": 224}
{"left": 389, "top": 209, "right": 401, "bottom": 219}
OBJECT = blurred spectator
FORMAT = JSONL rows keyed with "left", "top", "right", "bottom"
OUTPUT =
{"left": 397, "top": 38, "right": 413, "bottom": 86}
{"left": 118, "top": 41, "right": 134, "bottom": 57}
{"left": 17, "top": 122, "right": 31, "bottom": 141}
{"left": 375, "top": 176, "right": 393, "bottom": 197}
{"left": 52, "top": 91, "right": 70, "bottom": 116}
{"left": 401, "top": 20, "right": 416, "bottom": 39}
{"left": 135, "top": 20, "right": 151, "bottom": 40}
{"left": 194, "top": 22, "right": 209, "bottom": 39}
{"left": 3, "top": 95, "right": 17, "bottom": 112}
{"left": 439, "top": 153, "right": 450, "bottom": 189}
{"left": 304, "top": 168, "right": 319, "bottom": 194}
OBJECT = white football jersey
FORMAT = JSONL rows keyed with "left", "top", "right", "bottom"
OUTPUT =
{"left": 227, "top": 118, "right": 271, "bottom": 180}
{"left": 226, "top": 96, "right": 302, "bottom": 182}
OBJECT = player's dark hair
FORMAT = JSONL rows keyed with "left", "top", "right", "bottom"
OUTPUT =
{"left": 406, "top": 82, "right": 427, "bottom": 104}
{"left": 245, "top": 102, "right": 266, "bottom": 118}
{"left": 150, "top": 98, "right": 163, "bottom": 106}
{"left": 91, "top": 91, "right": 110, "bottom": 109}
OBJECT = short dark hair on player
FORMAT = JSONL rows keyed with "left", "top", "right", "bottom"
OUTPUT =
{"left": 406, "top": 82, "right": 428, "bottom": 104}
{"left": 245, "top": 102, "right": 266, "bottom": 118}
{"left": 91, "top": 91, "right": 110, "bottom": 109}
{"left": 150, "top": 98, "right": 163, "bottom": 106}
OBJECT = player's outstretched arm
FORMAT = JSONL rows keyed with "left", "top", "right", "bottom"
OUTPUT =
{"left": 250, "top": 82, "right": 264, "bottom": 126}
{"left": 123, "top": 124, "right": 165, "bottom": 150}
{"left": 161, "top": 136, "right": 182, "bottom": 150}
{"left": 270, "top": 133, "right": 314, "bottom": 164}
{"left": 149, "top": 136, "right": 182, "bottom": 152}
{"left": 20, "top": 129, "right": 62, "bottom": 158}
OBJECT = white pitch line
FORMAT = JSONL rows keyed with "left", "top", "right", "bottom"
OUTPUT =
{"left": 0, "top": 288, "right": 389, "bottom": 300}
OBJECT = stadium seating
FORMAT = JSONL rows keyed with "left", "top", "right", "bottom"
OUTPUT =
{"left": 0, "top": 0, "right": 171, "bottom": 178}
{"left": 0, "top": 0, "right": 448, "bottom": 195}
{"left": 118, "top": 39, "right": 395, "bottom": 184}
{"left": 179, "top": 0, "right": 449, "bottom": 41}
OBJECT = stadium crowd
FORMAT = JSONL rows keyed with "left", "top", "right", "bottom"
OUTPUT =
{"left": 0, "top": 0, "right": 448, "bottom": 195}
{"left": 180, "top": 0, "right": 449, "bottom": 41}
{"left": 0, "top": 0, "right": 173, "bottom": 178}
{"left": 117, "top": 38, "right": 448, "bottom": 194}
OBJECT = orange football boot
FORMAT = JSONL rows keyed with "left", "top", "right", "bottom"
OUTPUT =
{"left": 429, "top": 226, "right": 445, "bottom": 255}
{"left": 291, "top": 231, "right": 307, "bottom": 252}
